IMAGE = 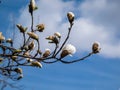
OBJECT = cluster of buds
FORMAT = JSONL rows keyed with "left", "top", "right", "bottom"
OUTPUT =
{"left": 92, "top": 41, "right": 101, "bottom": 54}
{"left": 0, "top": 0, "right": 102, "bottom": 82}
{"left": 0, "top": 32, "right": 5, "bottom": 42}
{"left": 16, "top": 24, "right": 27, "bottom": 33}
{"left": 60, "top": 44, "right": 76, "bottom": 59}
{"left": 46, "top": 32, "right": 61, "bottom": 44}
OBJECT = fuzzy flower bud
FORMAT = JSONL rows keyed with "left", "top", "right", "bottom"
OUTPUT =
{"left": 6, "top": 38, "right": 13, "bottom": 43}
{"left": 36, "top": 24, "right": 45, "bottom": 32}
{"left": 92, "top": 41, "right": 101, "bottom": 54}
{"left": 16, "top": 24, "right": 27, "bottom": 33}
{"left": 27, "top": 32, "right": 38, "bottom": 40}
{"left": 23, "top": 51, "right": 30, "bottom": 56}
{"left": 54, "top": 32, "right": 61, "bottom": 38}
{"left": 29, "top": 0, "right": 37, "bottom": 13}
{"left": 14, "top": 68, "right": 22, "bottom": 74}
{"left": 46, "top": 36, "right": 54, "bottom": 40}
{"left": 0, "top": 58, "right": 3, "bottom": 62}
{"left": 26, "top": 58, "right": 33, "bottom": 63}
{"left": 60, "top": 44, "right": 76, "bottom": 59}
{"left": 46, "top": 36, "right": 59, "bottom": 44}
{"left": 43, "top": 49, "right": 51, "bottom": 58}
{"left": 67, "top": 12, "right": 74, "bottom": 24}
{"left": 11, "top": 56, "right": 17, "bottom": 61}
{"left": 31, "top": 61, "right": 42, "bottom": 68}
{"left": 28, "top": 41, "right": 35, "bottom": 50}
{"left": 13, "top": 49, "right": 22, "bottom": 54}
{"left": 0, "top": 32, "right": 5, "bottom": 41}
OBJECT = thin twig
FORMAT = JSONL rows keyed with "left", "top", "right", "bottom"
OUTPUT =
{"left": 55, "top": 23, "right": 73, "bottom": 56}
{"left": 57, "top": 52, "right": 93, "bottom": 64}
{"left": 41, "top": 52, "right": 93, "bottom": 64}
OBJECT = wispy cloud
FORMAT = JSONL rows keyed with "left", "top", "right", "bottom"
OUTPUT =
{"left": 15, "top": 0, "right": 120, "bottom": 58}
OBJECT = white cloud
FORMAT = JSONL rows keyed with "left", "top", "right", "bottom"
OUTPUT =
{"left": 15, "top": 0, "right": 120, "bottom": 58}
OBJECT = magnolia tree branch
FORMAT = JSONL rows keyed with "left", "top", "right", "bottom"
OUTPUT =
{"left": 0, "top": 0, "right": 101, "bottom": 83}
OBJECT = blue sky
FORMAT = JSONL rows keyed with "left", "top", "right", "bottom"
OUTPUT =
{"left": 0, "top": 0, "right": 120, "bottom": 90}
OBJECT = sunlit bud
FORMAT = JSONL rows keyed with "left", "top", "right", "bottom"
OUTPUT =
{"left": 26, "top": 58, "right": 33, "bottom": 63}
{"left": 31, "top": 0, "right": 36, "bottom": 9}
{"left": 27, "top": 32, "right": 38, "bottom": 40}
{"left": 54, "top": 32, "right": 61, "bottom": 38}
{"left": 23, "top": 51, "right": 30, "bottom": 56}
{"left": 31, "top": 61, "right": 42, "bottom": 68}
{"left": 60, "top": 44, "right": 76, "bottom": 59}
{"left": 6, "top": 38, "right": 13, "bottom": 43}
{"left": 14, "top": 68, "right": 22, "bottom": 74}
{"left": 0, "top": 32, "right": 5, "bottom": 41}
{"left": 37, "top": 50, "right": 42, "bottom": 55}
{"left": 28, "top": 41, "right": 35, "bottom": 50}
{"left": 46, "top": 36, "right": 54, "bottom": 40}
{"left": 92, "top": 41, "right": 101, "bottom": 54}
{"left": 11, "top": 56, "right": 17, "bottom": 61}
{"left": 13, "top": 49, "right": 22, "bottom": 54}
{"left": 29, "top": 0, "right": 38, "bottom": 13}
{"left": 46, "top": 36, "right": 59, "bottom": 44}
{"left": 24, "top": 45, "right": 29, "bottom": 51}
{"left": 0, "top": 58, "right": 3, "bottom": 62}
{"left": 16, "top": 24, "right": 27, "bottom": 33}
{"left": 36, "top": 24, "right": 45, "bottom": 32}
{"left": 67, "top": 12, "right": 74, "bottom": 24}
{"left": 17, "top": 74, "right": 23, "bottom": 80}
{"left": 43, "top": 49, "right": 51, "bottom": 58}
{"left": 53, "top": 37, "right": 59, "bottom": 44}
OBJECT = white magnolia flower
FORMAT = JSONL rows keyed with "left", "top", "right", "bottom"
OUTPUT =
{"left": 92, "top": 41, "right": 101, "bottom": 54}
{"left": 67, "top": 12, "right": 75, "bottom": 23}
{"left": 54, "top": 32, "right": 61, "bottom": 38}
{"left": 61, "top": 44, "right": 76, "bottom": 58}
